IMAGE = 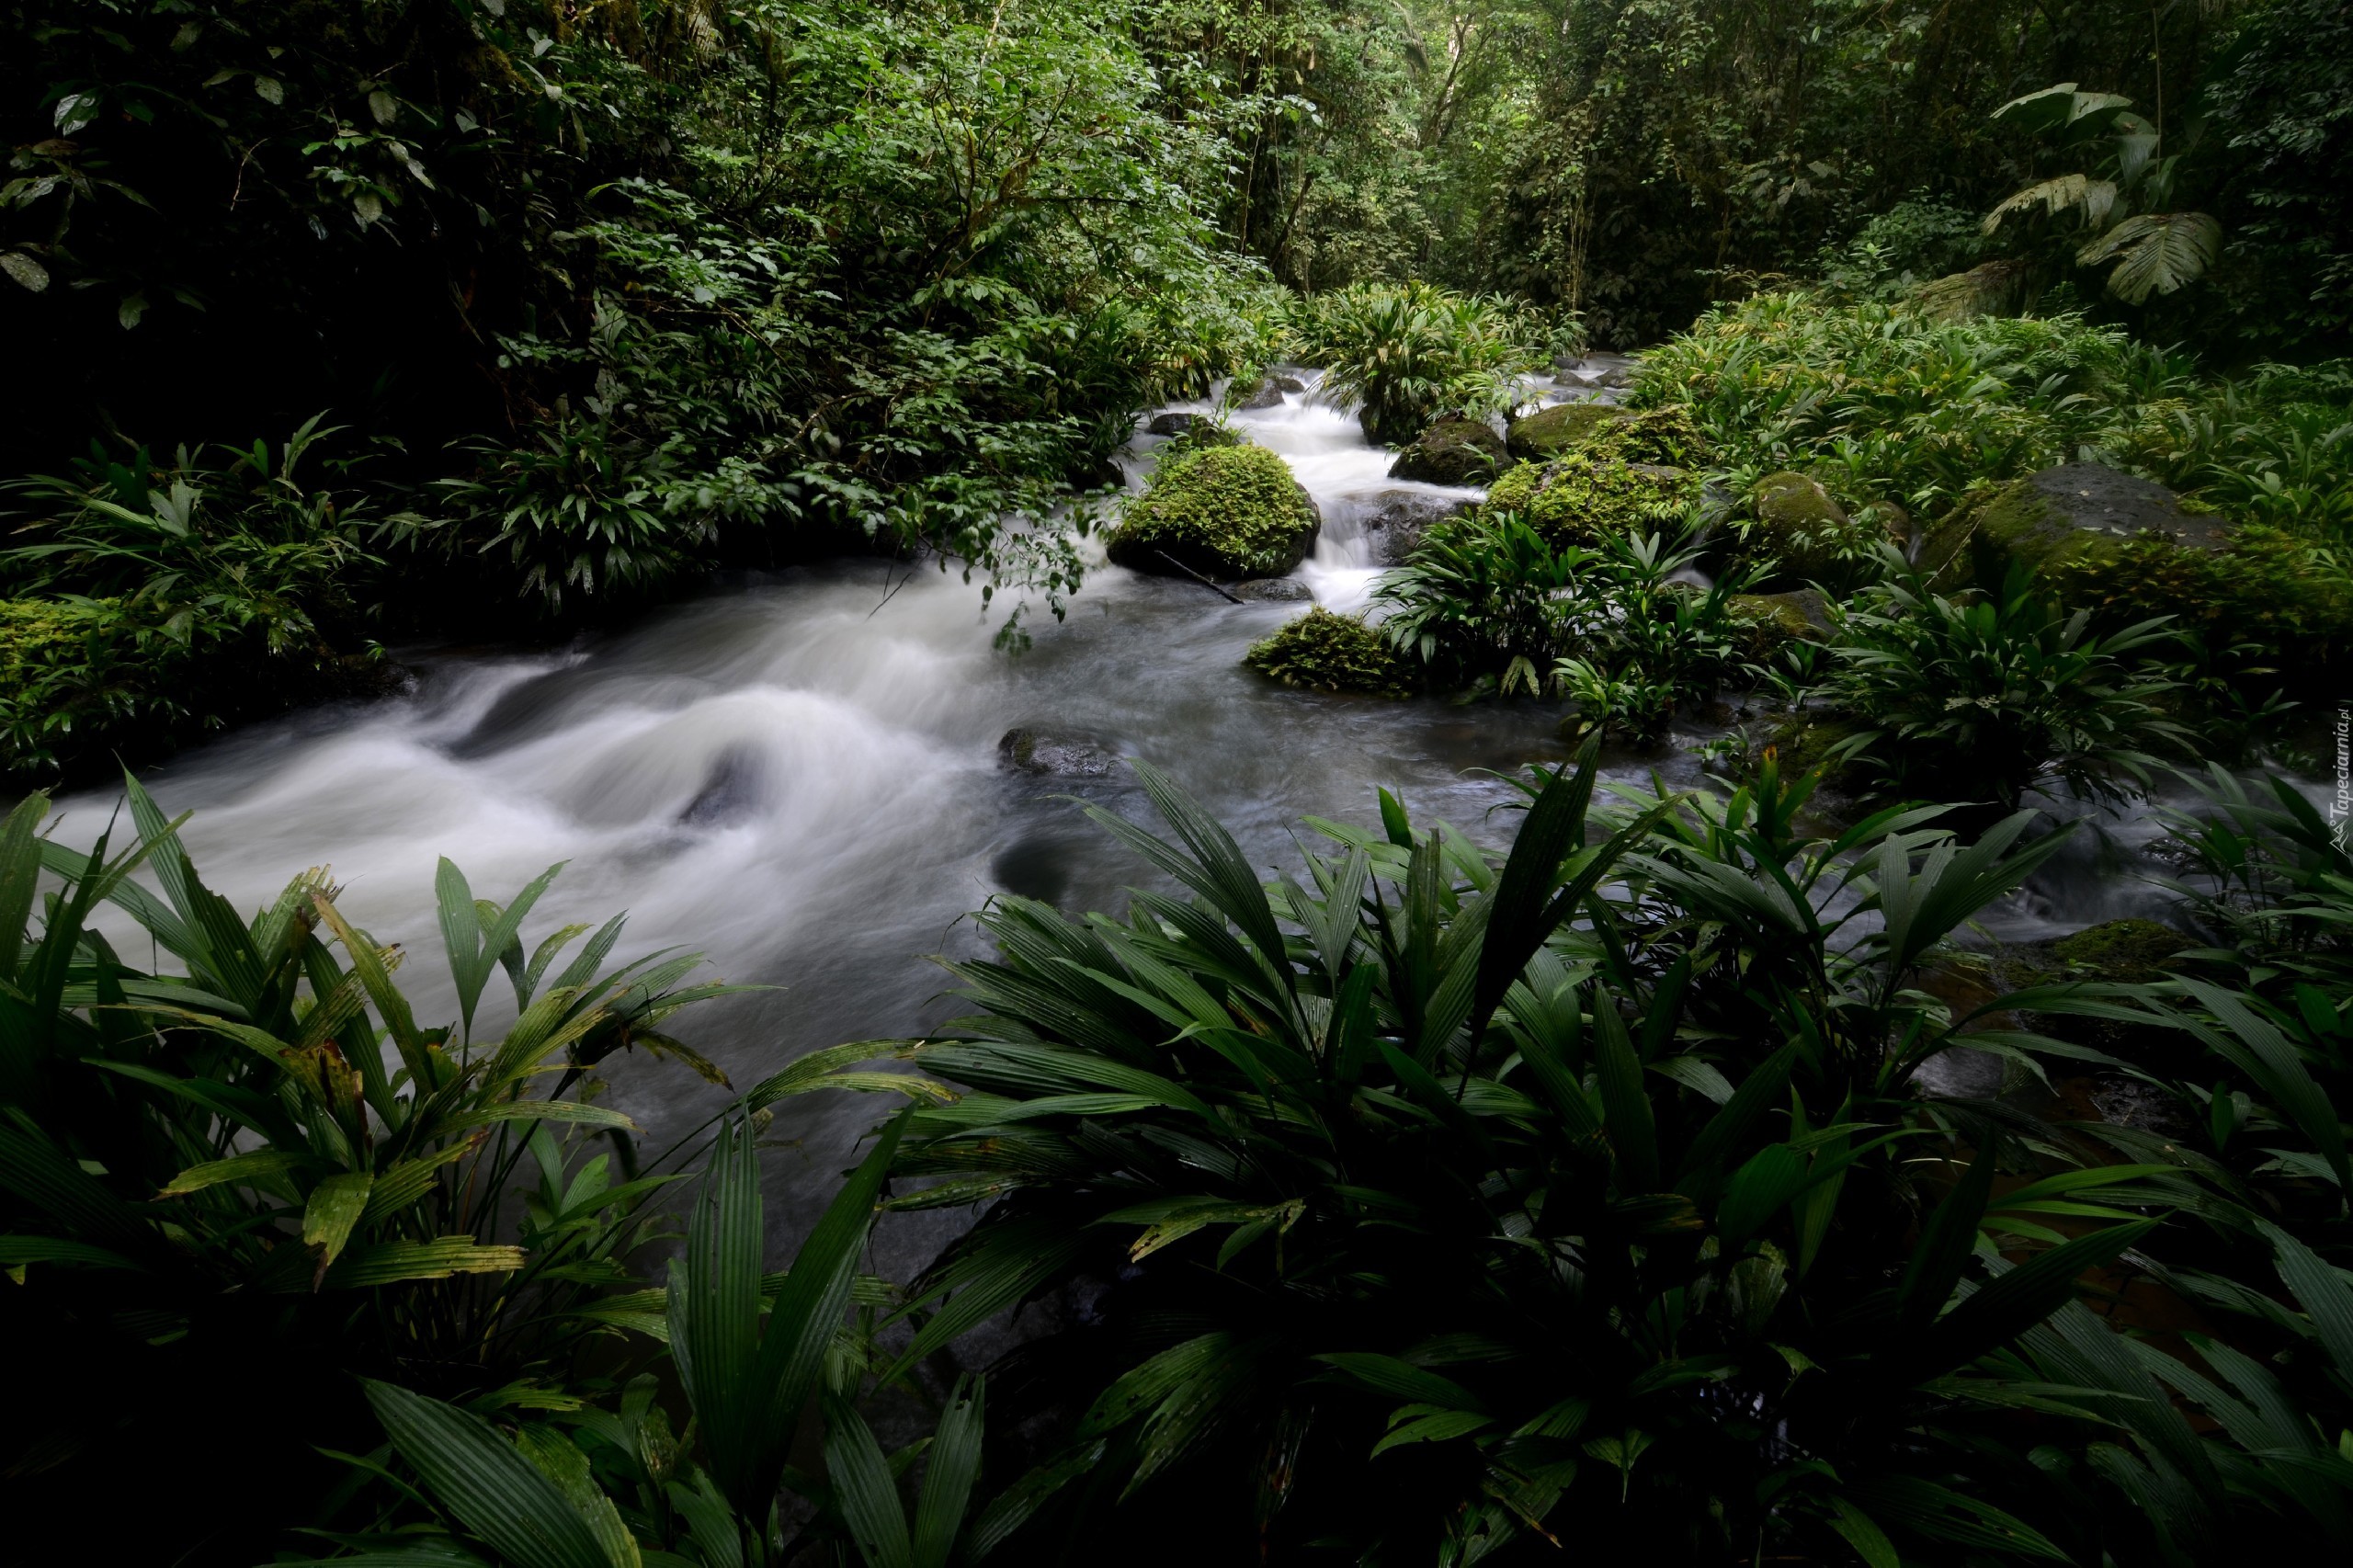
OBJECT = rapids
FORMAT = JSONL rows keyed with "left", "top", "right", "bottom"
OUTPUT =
{"left": 44, "top": 371, "right": 2257, "bottom": 1243}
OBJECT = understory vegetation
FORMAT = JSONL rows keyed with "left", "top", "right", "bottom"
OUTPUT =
{"left": 10, "top": 4, "right": 2353, "bottom": 1565}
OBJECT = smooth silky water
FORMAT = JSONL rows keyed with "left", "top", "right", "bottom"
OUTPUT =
{"left": 42, "top": 377, "right": 2250, "bottom": 1254}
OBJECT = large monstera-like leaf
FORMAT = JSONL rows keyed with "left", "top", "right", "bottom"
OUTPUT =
{"left": 2078, "top": 210, "right": 2222, "bottom": 303}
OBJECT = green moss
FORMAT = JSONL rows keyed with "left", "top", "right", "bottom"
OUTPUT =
{"left": 2047, "top": 918, "right": 2194, "bottom": 983}
{"left": 1109, "top": 444, "right": 1322, "bottom": 580}
{"left": 1505, "top": 402, "right": 1709, "bottom": 466}
{"left": 0, "top": 597, "right": 180, "bottom": 780}
{"left": 1244, "top": 608, "right": 1408, "bottom": 696}
{"left": 1725, "top": 590, "right": 1829, "bottom": 665}
{"left": 1922, "top": 476, "right": 2353, "bottom": 688}
{"left": 1481, "top": 450, "right": 1699, "bottom": 547}
{"left": 1506, "top": 402, "right": 1624, "bottom": 462}
{"left": 1390, "top": 417, "right": 1507, "bottom": 484}
{"left": 2050, "top": 525, "right": 2353, "bottom": 685}
{"left": 1736, "top": 472, "right": 1893, "bottom": 586}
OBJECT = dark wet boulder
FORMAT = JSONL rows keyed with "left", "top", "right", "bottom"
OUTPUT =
{"left": 998, "top": 727, "right": 1120, "bottom": 778}
{"left": 1108, "top": 444, "right": 1322, "bottom": 580}
{"left": 1229, "top": 378, "right": 1287, "bottom": 410}
{"left": 1232, "top": 577, "right": 1314, "bottom": 602}
{"left": 1388, "top": 417, "right": 1508, "bottom": 485}
{"left": 1358, "top": 490, "right": 1475, "bottom": 564}
{"left": 1270, "top": 372, "right": 1307, "bottom": 393}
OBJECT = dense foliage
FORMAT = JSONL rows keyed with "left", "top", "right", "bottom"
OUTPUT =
{"left": 10, "top": 3, "right": 2353, "bottom": 1563}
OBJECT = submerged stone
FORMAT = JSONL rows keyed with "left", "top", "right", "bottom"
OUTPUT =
{"left": 998, "top": 727, "right": 1120, "bottom": 778}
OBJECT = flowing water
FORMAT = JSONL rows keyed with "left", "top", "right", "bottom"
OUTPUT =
{"left": 44, "top": 370, "right": 2269, "bottom": 1245}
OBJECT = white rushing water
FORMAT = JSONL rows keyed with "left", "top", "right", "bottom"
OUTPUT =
{"left": 46, "top": 379, "right": 1577, "bottom": 1230}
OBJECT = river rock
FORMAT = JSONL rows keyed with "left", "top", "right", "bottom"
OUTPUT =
{"left": 998, "top": 728, "right": 1120, "bottom": 778}
{"left": 1107, "top": 443, "right": 1323, "bottom": 580}
{"left": 1146, "top": 412, "right": 1205, "bottom": 438}
{"left": 1229, "top": 378, "right": 1287, "bottom": 410}
{"left": 1359, "top": 489, "right": 1475, "bottom": 564}
{"left": 1724, "top": 588, "right": 1833, "bottom": 665}
{"left": 1232, "top": 577, "right": 1314, "bottom": 602}
{"left": 1388, "top": 417, "right": 1508, "bottom": 485}
{"left": 1505, "top": 401, "right": 1628, "bottom": 463}
{"left": 1918, "top": 461, "right": 2225, "bottom": 590}
{"left": 1270, "top": 372, "right": 1307, "bottom": 393}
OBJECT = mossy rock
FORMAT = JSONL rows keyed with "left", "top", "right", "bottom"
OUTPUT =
{"left": 1996, "top": 918, "right": 2199, "bottom": 1064}
{"left": 1505, "top": 401, "right": 1707, "bottom": 466}
{"left": 1108, "top": 444, "right": 1321, "bottom": 580}
{"left": 2048, "top": 918, "right": 2195, "bottom": 983}
{"left": 1389, "top": 417, "right": 1508, "bottom": 485}
{"left": 1481, "top": 450, "right": 1699, "bottom": 547}
{"left": 1918, "top": 463, "right": 2225, "bottom": 587}
{"left": 1725, "top": 589, "right": 1832, "bottom": 666}
{"left": 1736, "top": 472, "right": 1895, "bottom": 587}
{"left": 1505, "top": 402, "right": 1626, "bottom": 463}
{"left": 1146, "top": 412, "right": 1242, "bottom": 447}
{"left": 1920, "top": 465, "right": 2353, "bottom": 687}
{"left": 1244, "top": 608, "right": 1408, "bottom": 697}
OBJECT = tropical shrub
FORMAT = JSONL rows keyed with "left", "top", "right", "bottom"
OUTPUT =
{"left": 1811, "top": 555, "right": 2187, "bottom": 812}
{"left": 1285, "top": 281, "right": 1547, "bottom": 445}
{"left": 1982, "top": 84, "right": 2222, "bottom": 306}
{"left": 0, "top": 777, "right": 745, "bottom": 1560}
{"left": 0, "top": 417, "right": 384, "bottom": 778}
{"left": 878, "top": 750, "right": 2333, "bottom": 1564}
{"left": 1379, "top": 515, "right": 1749, "bottom": 736}
{"left": 314, "top": 1112, "right": 1088, "bottom": 1568}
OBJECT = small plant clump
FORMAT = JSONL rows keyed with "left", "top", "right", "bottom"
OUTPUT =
{"left": 1243, "top": 607, "right": 1409, "bottom": 696}
{"left": 1108, "top": 443, "right": 1322, "bottom": 580}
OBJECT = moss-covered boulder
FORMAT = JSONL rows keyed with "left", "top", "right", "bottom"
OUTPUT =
{"left": 1995, "top": 917, "right": 2199, "bottom": 1064}
{"left": 1109, "top": 444, "right": 1321, "bottom": 580}
{"left": 1481, "top": 451, "right": 1699, "bottom": 547}
{"left": 1725, "top": 589, "right": 1832, "bottom": 666}
{"left": 1735, "top": 472, "right": 1895, "bottom": 587}
{"left": 1244, "top": 608, "right": 1408, "bottom": 697}
{"left": 1388, "top": 417, "right": 1508, "bottom": 485}
{"left": 1919, "top": 464, "right": 2353, "bottom": 687}
{"left": 1919, "top": 463, "right": 2226, "bottom": 588}
{"left": 1505, "top": 402, "right": 1626, "bottom": 463}
{"left": 1504, "top": 401, "right": 1706, "bottom": 466}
